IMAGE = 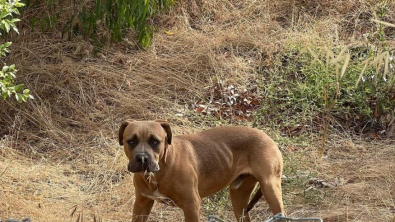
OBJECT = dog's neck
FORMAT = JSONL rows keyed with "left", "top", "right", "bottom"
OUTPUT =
{"left": 138, "top": 155, "right": 170, "bottom": 191}
{"left": 137, "top": 142, "right": 177, "bottom": 193}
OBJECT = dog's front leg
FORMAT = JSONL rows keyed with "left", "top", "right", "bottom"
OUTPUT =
{"left": 179, "top": 193, "right": 201, "bottom": 222}
{"left": 181, "top": 203, "right": 201, "bottom": 222}
{"left": 132, "top": 193, "right": 154, "bottom": 222}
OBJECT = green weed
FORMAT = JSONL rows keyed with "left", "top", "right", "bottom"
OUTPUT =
{"left": 202, "top": 188, "right": 232, "bottom": 216}
{"left": 254, "top": 43, "right": 394, "bottom": 142}
{"left": 25, "top": 0, "right": 174, "bottom": 48}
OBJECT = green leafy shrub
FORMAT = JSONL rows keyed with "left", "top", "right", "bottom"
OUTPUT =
{"left": 27, "top": 0, "right": 174, "bottom": 48}
{"left": 0, "top": 0, "right": 32, "bottom": 102}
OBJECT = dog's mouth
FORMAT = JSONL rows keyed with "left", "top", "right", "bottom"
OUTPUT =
{"left": 128, "top": 160, "right": 160, "bottom": 173}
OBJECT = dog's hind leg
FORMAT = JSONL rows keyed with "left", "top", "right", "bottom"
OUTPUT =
{"left": 258, "top": 176, "right": 284, "bottom": 215}
{"left": 251, "top": 140, "right": 285, "bottom": 215}
{"left": 229, "top": 176, "right": 257, "bottom": 222}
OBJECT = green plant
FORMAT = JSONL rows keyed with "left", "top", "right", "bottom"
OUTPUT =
{"left": 371, "top": 0, "right": 389, "bottom": 48}
{"left": 202, "top": 188, "right": 232, "bottom": 215}
{"left": 255, "top": 1, "right": 395, "bottom": 148}
{"left": 0, "top": 0, "right": 32, "bottom": 102}
{"left": 255, "top": 43, "right": 394, "bottom": 141}
{"left": 28, "top": 0, "right": 174, "bottom": 48}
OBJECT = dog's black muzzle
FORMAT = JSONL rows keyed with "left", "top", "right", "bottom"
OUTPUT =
{"left": 127, "top": 153, "right": 160, "bottom": 173}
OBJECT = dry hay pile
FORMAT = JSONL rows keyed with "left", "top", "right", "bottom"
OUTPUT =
{"left": 1, "top": 0, "right": 395, "bottom": 221}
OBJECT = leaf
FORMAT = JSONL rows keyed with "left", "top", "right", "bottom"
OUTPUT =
{"left": 2, "top": 65, "right": 9, "bottom": 72}
{"left": 250, "top": 98, "right": 260, "bottom": 106}
{"left": 4, "top": 20, "right": 11, "bottom": 33}
{"left": 14, "top": 84, "right": 24, "bottom": 92}
{"left": 11, "top": 24, "right": 19, "bottom": 34}
{"left": 236, "top": 115, "right": 245, "bottom": 121}
{"left": 0, "top": 12, "right": 11, "bottom": 19}
{"left": 10, "top": 18, "right": 21, "bottom": 23}
{"left": 129, "top": 14, "right": 135, "bottom": 28}
{"left": 2, "top": 91, "right": 9, "bottom": 99}
{"left": 15, "top": 93, "right": 23, "bottom": 102}
{"left": 15, "top": 2, "right": 26, "bottom": 7}
{"left": 3, "top": 42, "right": 12, "bottom": 48}
{"left": 196, "top": 107, "right": 205, "bottom": 114}
{"left": 340, "top": 54, "right": 351, "bottom": 79}
{"left": 164, "top": 30, "right": 175, "bottom": 35}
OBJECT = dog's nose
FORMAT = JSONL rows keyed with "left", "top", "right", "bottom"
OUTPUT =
{"left": 135, "top": 153, "right": 149, "bottom": 164}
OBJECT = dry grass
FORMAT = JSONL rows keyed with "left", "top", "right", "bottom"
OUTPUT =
{"left": 283, "top": 137, "right": 395, "bottom": 222}
{"left": 0, "top": 136, "right": 184, "bottom": 221}
{"left": 1, "top": 136, "right": 394, "bottom": 221}
{"left": 1, "top": 0, "right": 395, "bottom": 221}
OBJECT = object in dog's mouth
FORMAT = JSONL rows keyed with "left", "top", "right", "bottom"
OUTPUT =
{"left": 151, "top": 162, "right": 160, "bottom": 172}
{"left": 128, "top": 161, "right": 160, "bottom": 173}
{"left": 145, "top": 162, "right": 160, "bottom": 173}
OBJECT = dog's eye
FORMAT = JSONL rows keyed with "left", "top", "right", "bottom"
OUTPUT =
{"left": 151, "top": 139, "right": 160, "bottom": 146}
{"left": 128, "top": 140, "right": 137, "bottom": 147}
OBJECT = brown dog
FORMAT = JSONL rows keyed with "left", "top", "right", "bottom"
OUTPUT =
{"left": 119, "top": 120, "right": 284, "bottom": 222}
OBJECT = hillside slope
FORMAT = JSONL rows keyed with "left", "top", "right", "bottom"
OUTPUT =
{"left": 1, "top": 0, "right": 394, "bottom": 221}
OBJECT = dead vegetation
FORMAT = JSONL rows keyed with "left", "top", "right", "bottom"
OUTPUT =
{"left": 1, "top": 0, "right": 395, "bottom": 221}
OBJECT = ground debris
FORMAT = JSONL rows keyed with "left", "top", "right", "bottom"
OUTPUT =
{"left": 192, "top": 82, "right": 260, "bottom": 122}
{"left": 2, "top": 218, "right": 31, "bottom": 222}
{"left": 305, "top": 177, "right": 346, "bottom": 191}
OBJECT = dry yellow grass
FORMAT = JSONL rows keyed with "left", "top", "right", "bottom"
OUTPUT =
{"left": 1, "top": 136, "right": 394, "bottom": 221}
{"left": 1, "top": 0, "right": 395, "bottom": 221}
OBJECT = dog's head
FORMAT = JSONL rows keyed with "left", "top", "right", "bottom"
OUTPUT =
{"left": 119, "top": 120, "right": 172, "bottom": 173}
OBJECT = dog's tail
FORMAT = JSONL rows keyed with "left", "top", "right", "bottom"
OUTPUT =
{"left": 246, "top": 186, "right": 263, "bottom": 213}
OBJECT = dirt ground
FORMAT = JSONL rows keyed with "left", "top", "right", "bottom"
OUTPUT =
{"left": 1, "top": 136, "right": 394, "bottom": 222}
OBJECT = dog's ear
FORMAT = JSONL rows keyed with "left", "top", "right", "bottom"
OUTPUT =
{"left": 119, "top": 119, "right": 134, "bottom": 146}
{"left": 154, "top": 119, "right": 172, "bottom": 145}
